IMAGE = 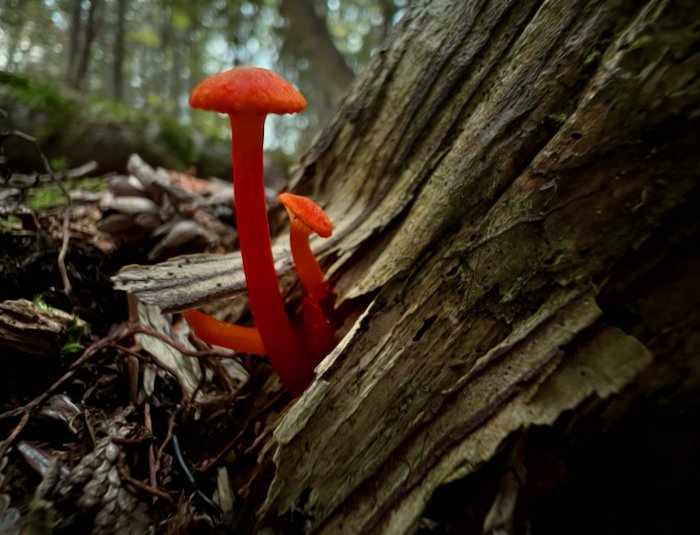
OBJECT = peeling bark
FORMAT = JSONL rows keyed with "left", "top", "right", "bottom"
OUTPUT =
{"left": 254, "top": 0, "right": 699, "bottom": 531}
{"left": 117, "top": 0, "right": 699, "bottom": 531}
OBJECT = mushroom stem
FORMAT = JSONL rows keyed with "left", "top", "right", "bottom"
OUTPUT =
{"left": 289, "top": 218, "right": 330, "bottom": 301}
{"left": 277, "top": 193, "right": 336, "bottom": 361}
{"left": 229, "top": 114, "right": 313, "bottom": 392}
{"left": 183, "top": 310, "right": 264, "bottom": 355}
{"left": 301, "top": 296, "right": 336, "bottom": 362}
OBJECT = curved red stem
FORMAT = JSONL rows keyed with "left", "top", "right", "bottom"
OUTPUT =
{"left": 301, "top": 296, "right": 336, "bottom": 362}
{"left": 183, "top": 310, "right": 264, "bottom": 354}
{"left": 289, "top": 220, "right": 330, "bottom": 301}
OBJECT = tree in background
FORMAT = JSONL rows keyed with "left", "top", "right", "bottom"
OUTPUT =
{"left": 111, "top": 0, "right": 127, "bottom": 100}
{"left": 65, "top": 0, "right": 102, "bottom": 89}
{"left": 0, "top": 0, "right": 407, "bottom": 154}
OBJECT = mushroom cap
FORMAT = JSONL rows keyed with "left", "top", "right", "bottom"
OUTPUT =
{"left": 278, "top": 193, "right": 333, "bottom": 238}
{"left": 189, "top": 67, "right": 306, "bottom": 115}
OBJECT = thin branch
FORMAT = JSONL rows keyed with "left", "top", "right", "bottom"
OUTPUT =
{"left": 2, "top": 129, "right": 74, "bottom": 295}
{"left": 117, "top": 455, "right": 175, "bottom": 505}
{"left": 0, "top": 321, "right": 264, "bottom": 453}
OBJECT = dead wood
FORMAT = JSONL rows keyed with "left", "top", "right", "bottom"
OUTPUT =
{"left": 114, "top": 0, "right": 699, "bottom": 532}
{"left": 257, "top": 0, "right": 700, "bottom": 531}
{"left": 0, "top": 299, "right": 82, "bottom": 357}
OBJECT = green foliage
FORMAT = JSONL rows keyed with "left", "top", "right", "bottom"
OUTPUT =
{"left": 0, "top": 0, "right": 405, "bottom": 155}
{"left": 60, "top": 316, "right": 91, "bottom": 357}
{"left": 0, "top": 215, "right": 22, "bottom": 232}
{"left": 49, "top": 156, "right": 69, "bottom": 172}
{"left": 0, "top": 71, "right": 78, "bottom": 146}
{"left": 1, "top": 72, "right": 224, "bottom": 173}
{"left": 32, "top": 298, "right": 88, "bottom": 358}
{"left": 171, "top": 7, "right": 191, "bottom": 30}
{"left": 32, "top": 295, "right": 50, "bottom": 313}
{"left": 25, "top": 184, "right": 66, "bottom": 210}
{"left": 629, "top": 35, "right": 652, "bottom": 50}
{"left": 0, "top": 72, "right": 76, "bottom": 116}
{"left": 545, "top": 112, "right": 569, "bottom": 127}
{"left": 159, "top": 127, "right": 195, "bottom": 164}
{"left": 583, "top": 52, "right": 598, "bottom": 65}
{"left": 25, "top": 176, "right": 103, "bottom": 211}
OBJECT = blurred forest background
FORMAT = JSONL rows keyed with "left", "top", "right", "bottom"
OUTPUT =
{"left": 0, "top": 0, "right": 407, "bottom": 174}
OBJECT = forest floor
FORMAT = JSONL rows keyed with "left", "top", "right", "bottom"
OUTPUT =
{"left": 0, "top": 126, "right": 294, "bottom": 533}
{"left": 1, "top": 121, "right": 699, "bottom": 535}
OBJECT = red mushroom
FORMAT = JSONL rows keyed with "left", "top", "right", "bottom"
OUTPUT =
{"left": 189, "top": 67, "right": 314, "bottom": 393}
{"left": 300, "top": 295, "right": 336, "bottom": 362}
{"left": 278, "top": 192, "right": 333, "bottom": 301}
{"left": 278, "top": 192, "right": 336, "bottom": 360}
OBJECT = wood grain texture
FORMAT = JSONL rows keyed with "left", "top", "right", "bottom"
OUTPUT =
{"left": 114, "top": 0, "right": 699, "bottom": 531}
{"left": 254, "top": 0, "right": 699, "bottom": 531}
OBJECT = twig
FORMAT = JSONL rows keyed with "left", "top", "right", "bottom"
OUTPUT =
{"left": 0, "top": 329, "right": 120, "bottom": 456}
{"left": 115, "top": 344, "right": 190, "bottom": 402}
{"left": 0, "top": 321, "right": 264, "bottom": 452}
{"left": 197, "top": 389, "right": 286, "bottom": 472}
{"left": 0, "top": 324, "right": 129, "bottom": 421}
{"left": 131, "top": 324, "right": 237, "bottom": 360}
{"left": 2, "top": 129, "right": 73, "bottom": 295}
{"left": 155, "top": 410, "right": 178, "bottom": 475}
{"left": 110, "top": 434, "right": 152, "bottom": 446}
{"left": 117, "top": 455, "right": 174, "bottom": 505}
{"left": 144, "top": 402, "right": 159, "bottom": 499}
{"left": 0, "top": 322, "right": 240, "bottom": 423}
{"left": 0, "top": 411, "right": 29, "bottom": 459}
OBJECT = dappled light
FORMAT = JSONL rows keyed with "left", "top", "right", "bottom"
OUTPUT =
{"left": 0, "top": 0, "right": 402, "bottom": 156}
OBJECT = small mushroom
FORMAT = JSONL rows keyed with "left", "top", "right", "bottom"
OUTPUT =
{"left": 278, "top": 192, "right": 336, "bottom": 361}
{"left": 278, "top": 192, "right": 333, "bottom": 301}
{"left": 301, "top": 295, "right": 336, "bottom": 362}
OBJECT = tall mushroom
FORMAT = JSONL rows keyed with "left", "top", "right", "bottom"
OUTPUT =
{"left": 189, "top": 67, "right": 314, "bottom": 393}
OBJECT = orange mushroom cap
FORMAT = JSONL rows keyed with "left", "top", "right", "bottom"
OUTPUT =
{"left": 189, "top": 67, "right": 306, "bottom": 115}
{"left": 278, "top": 192, "right": 333, "bottom": 238}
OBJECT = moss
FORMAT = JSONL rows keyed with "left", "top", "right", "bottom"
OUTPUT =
{"left": 0, "top": 72, "right": 78, "bottom": 144}
{"left": 545, "top": 112, "right": 569, "bottom": 127}
{"left": 0, "top": 215, "right": 22, "bottom": 232}
{"left": 26, "top": 176, "right": 103, "bottom": 211}
{"left": 157, "top": 118, "right": 195, "bottom": 163}
{"left": 0, "top": 71, "right": 75, "bottom": 114}
{"left": 583, "top": 52, "right": 598, "bottom": 66}
{"left": 1, "top": 73, "right": 230, "bottom": 174}
{"left": 25, "top": 184, "right": 66, "bottom": 210}
{"left": 60, "top": 316, "right": 90, "bottom": 357}
{"left": 628, "top": 35, "right": 651, "bottom": 50}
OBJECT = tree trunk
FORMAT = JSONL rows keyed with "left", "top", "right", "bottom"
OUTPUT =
{"left": 65, "top": 0, "right": 82, "bottom": 84}
{"left": 171, "top": 42, "right": 183, "bottom": 116}
{"left": 280, "top": 0, "right": 355, "bottom": 100}
{"left": 111, "top": 0, "right": 127, "bottom": 100}
{"left": 1, "top": 0, "right": 29, "bottom": 72}
{"left": 68, "top": 0, "right": 102, "bottom": 90}
{"left": 251, "top": 0, "right": 699, "bottom": 532}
